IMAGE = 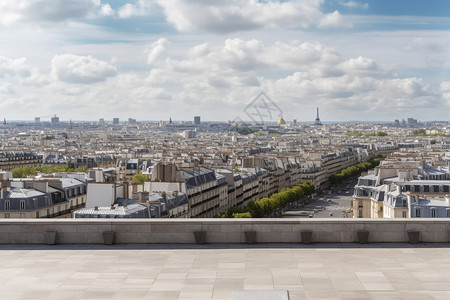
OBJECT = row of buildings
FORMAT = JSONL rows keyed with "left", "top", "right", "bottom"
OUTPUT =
{"left": 1, "top": 118, "right": 449, "bottom": 219}
{"left": 352, "top": 151, "right": 450, "bottom": 218}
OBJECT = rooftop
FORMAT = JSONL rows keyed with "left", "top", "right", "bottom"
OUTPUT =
{"left": 1, "top": 243, "right": 449, "bottom": 299}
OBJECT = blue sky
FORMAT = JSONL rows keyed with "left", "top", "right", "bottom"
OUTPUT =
{"left": 0, "top": 0, "right": 449, "bottom": 122}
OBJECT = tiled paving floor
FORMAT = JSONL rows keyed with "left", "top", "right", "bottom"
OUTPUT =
{"left": 1, "top": 243, "right": 450, "bottom": 299}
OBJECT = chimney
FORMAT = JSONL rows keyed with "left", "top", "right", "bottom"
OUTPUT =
{"left": 94, "top": 206, "right": 99, "bottom": 211}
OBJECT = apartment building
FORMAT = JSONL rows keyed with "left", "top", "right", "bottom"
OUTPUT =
{"left": 0, "top": 177, "right": 86, "bottom": 218}
{"left": 0, "top": 152, "right": 42, "bottom": 171}
{"left": 352, "top": 153, "right": 450, "bottom": 219}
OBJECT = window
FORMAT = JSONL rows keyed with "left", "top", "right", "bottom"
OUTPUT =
{"left": 35, "top": 211, "right": 39, "bottom": 218}
{"left": 402, "top": 211, "right": 407, "bottom": 218}
{"left": 447, "top": 210, "right": 450, "bottom": 218}
{"left": 415, "top": 209, "right": 421, "bottom": 218}
{"left": 20, "top": 200, "right": 25, "bottom": 210}
{"left": 358, "top": 210, "right": 363, "bottom": 218}
{"left": 20, "top": 213, "right": 26, "bottom": 218}
{"left": 431, "top": 209, "right": 436, "bottom": 218}
{"left": 4, "top": 213, "right": 10, "bottom": 218}
{"left": 5, "top": 200, "right": 10, "bottom": 210}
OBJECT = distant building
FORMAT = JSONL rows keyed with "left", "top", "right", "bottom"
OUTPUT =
{"left": 98, "top": 118, "right": 105, "bottom": 125}
{"left": 312, "top": 107, "right": 322, "bottom": 125}
{"left": 183, "top": 130, "right": 196, "bottom": 138}
{"left": 113, "top": 118, "right": 120, "bottom": 125}
{"left": 128, "top": 118, "right": 136, "bottom": 124}
{"left": 194, "top": 116, "right": 201, "bottom": 125}
{"left": 277, "top": 115, "right": 286, "bottom": 125}
{"left": 407, "top": 118, "right": 418, "bottom": 126}
{"left": 0, "top": 152, "right": 42, "bottom": 171}
{"left": 51, "top": 116, "right": 59, "bottom": 125}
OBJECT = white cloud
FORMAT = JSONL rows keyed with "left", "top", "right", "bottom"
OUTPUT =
{"left": 403, "top": 37, "right": 449, "bottom": 67}
{"left": 318, "top": 11, "right": 350, "bottom": 28}
{"left": 0, "top": 83, "right": 14, "bottom": 94}
{"left": 141, "top": 38, "right": 445, "bottom": 120}
{"left": 441, "top": 82, "right": 450, "bottom": 93}
{"left": 0, "top": 0, "right": 109, "bottom": 26}
{"left": 118, "top": 0, "right": 155, "bottom": 18}
{"left": 146, "top": 38, "right": 169, "bottom": 65}
{"left": 99, "top": 4, "right": 115, "bottom": 17}
{"left": 155, "top": 0, "right": 350, "bottom": 33}
{"left": 1, "top": 36, "right": 447, "bottom": 121}
{"left": 51, "top": 54, "right": 117, "bottom": 84}
{"left": 339, "top": 1, "right": 369, "bottom": 9}
{"left": 0, "top": 56, "right": 31, "bottom": 78}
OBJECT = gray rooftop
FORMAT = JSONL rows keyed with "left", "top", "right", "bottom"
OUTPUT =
{"left": 0, "top": 243, "right": 449, "bottom": 299}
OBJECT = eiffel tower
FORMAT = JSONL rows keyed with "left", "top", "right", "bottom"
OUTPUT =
{"left": 313, "top": 107, "right": 322, "bottom": 125}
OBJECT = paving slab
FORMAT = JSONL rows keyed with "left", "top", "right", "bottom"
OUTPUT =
{"left": 0, "top": 243, "right": 449, "bottom": 299}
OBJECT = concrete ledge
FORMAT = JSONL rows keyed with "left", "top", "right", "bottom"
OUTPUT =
{"left": 0, "top": 219, "right": 449, "bottom": 244}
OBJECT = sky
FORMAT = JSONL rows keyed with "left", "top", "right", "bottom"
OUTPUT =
{"left": 0, "top": 0, "right": 449, "bottom": 123}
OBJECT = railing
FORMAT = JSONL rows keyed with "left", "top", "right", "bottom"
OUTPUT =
{"left": 0, "top": 219, "right": 449, "bottom": 244}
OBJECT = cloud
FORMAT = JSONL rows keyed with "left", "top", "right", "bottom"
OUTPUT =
{"left": 0, "top": 0, "right": 108, "bottom": 26}
{"left": 51, "top": 54, "right": 117, "bottom": 84}
{"left": 140, "top": 38, "right": 445, "bottom": 120}
{"left": 339, "top": 1, "right": 369, "bottom": 9}
{"left": 2, "top": 37, "right": 446, "bottom": 121}
{"left": 318, "top": 11, "right": 350, "bottom": 28}
{"left": 155, "top": 0, "right": 350, "bottom": 33}
{"left": 118, "top": 0, "right": 155, "bottom": 18}
{"left": 0, "top": 83, "right": 14, "bottom": 94}
{"left": 147, "top": 38, "right": 169, "bottom": 65}
{"left": 0, "top": 56, "right": 31, "bottom": 78}
{"left": 403, "top": 37, "right": 449, "bottom": 67}
{"left": 99, "top": 4, "right": 115, "bottom": 17}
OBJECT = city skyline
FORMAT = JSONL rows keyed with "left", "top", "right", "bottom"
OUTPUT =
{"left": 1, "top": 0, "right": 450, "bottom": 122}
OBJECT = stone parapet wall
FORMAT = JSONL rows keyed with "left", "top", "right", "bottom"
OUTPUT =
{"left": 0, "top": 219, "right": 449, "bottom": 244}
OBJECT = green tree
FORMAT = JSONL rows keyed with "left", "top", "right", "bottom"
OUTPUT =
{"left": 232, "top": 212, "right": 252, "bottom": 218}
{"left": 132, "top": 173, "right": 148, "bottom": 184}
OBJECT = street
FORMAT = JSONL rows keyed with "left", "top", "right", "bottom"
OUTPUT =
{"left": 282, "top": 177, "right": 358, "bottom": 218}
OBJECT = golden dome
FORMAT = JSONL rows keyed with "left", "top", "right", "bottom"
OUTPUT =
{"left": 278, "top": 115, "right": 286, "bottom": 125}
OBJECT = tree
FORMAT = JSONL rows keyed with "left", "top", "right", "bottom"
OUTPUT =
{"left": 232, "top": 212, "right": 252, "bottom": 218}
{"left": 132, "top": 173, "right": 148, "bottom": 184}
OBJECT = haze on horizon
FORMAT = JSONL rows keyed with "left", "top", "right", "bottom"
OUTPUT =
{"left": 0, "top": 0, "right": 449, "bottom": 122}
